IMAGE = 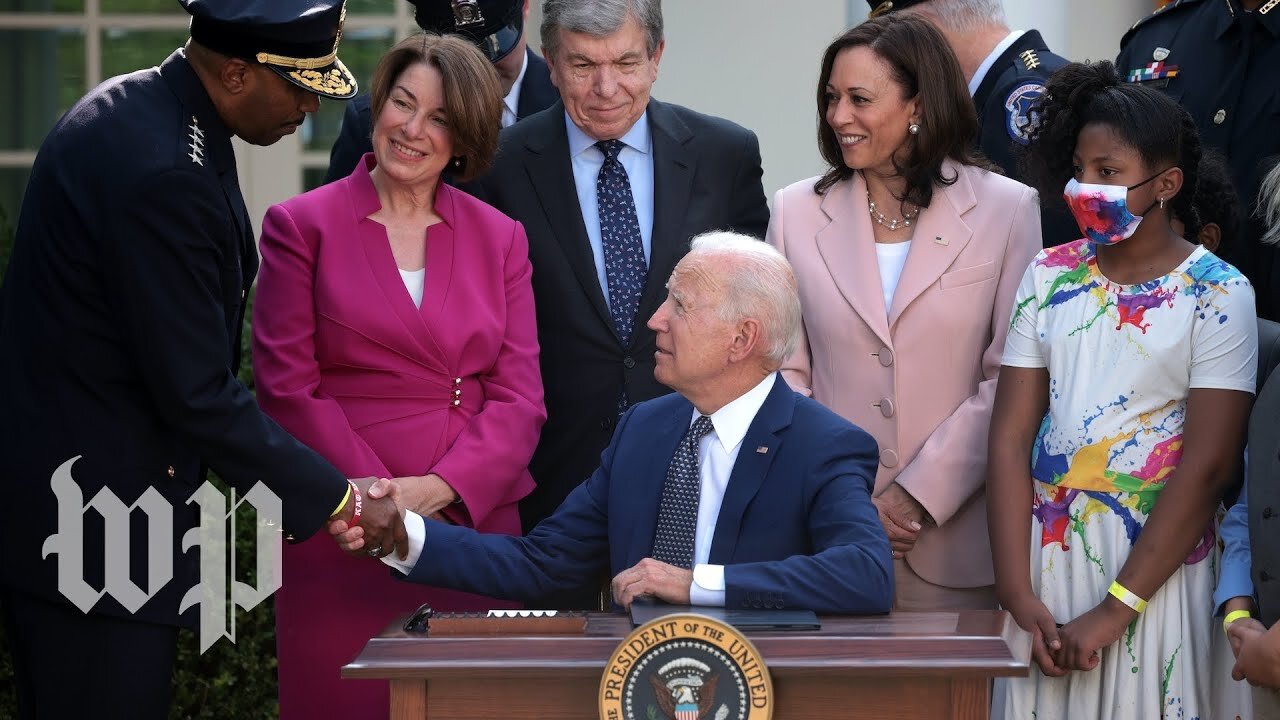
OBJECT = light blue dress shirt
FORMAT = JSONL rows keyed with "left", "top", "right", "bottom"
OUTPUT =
{"left": 565, "top": 111, "right": 654, "bottom": 311}
{"left": 1213, "top": 459, "right": 1255, "bottom": 615}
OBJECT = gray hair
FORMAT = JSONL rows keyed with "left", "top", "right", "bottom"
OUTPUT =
{"left": 906, "top": 0, "right": 1007, "bottom": 33}
{"left": 686, "top": 232, "right": 801, "bottom": 368}
{"left": 1261, "top": 161, "right": 1280, "bottom": 246}
{"left": 540, "top": 0, "right": 664, "bottom": 60}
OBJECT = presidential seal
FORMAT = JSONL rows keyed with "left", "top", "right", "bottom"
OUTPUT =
{"left": 600, "top": 613, "right": 772, "bottom": 720}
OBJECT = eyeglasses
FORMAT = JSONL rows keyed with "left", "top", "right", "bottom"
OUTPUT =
{"left": 403, "top": 602, "right": 433, "bottom": 633}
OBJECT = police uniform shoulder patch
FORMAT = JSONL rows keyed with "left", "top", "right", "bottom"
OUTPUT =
{"left": 1004, "top": 82, "right": 1045, "bottom": 146}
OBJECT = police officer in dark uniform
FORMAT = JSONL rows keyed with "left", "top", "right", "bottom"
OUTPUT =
{"left": 869, "top": 0, "right": 1076, "bottom": 247}
{"left": 0, "top": 1, "right": 404, "bottom": 717}
{"left": 323, "top": 0, "right": 560, "bottom": 184}
{"left": 1118, "top": 0, "right": 1280, "bottom": 319}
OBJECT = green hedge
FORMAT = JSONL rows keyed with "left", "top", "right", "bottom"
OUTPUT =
{"left": 0, "top": 282, "right": 282, "bottom": 719}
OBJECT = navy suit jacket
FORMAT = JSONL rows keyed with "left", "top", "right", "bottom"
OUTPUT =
{"left": 405, "top": 374, "right": 893, "bottom": 614}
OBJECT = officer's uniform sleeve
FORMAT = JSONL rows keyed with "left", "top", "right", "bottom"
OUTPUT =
{"left": 104, "top": 168, "right": 347, "bottom": 540}
{"left": 323, "top": 98, "right": 373, "bottom": 185}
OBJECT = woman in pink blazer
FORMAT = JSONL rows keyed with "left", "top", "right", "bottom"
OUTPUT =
{"left": 252, "top": 35, "right": 544, "bottom": 718}
{"left": 767, "top": 15, "right": 1040, "bottom": 610}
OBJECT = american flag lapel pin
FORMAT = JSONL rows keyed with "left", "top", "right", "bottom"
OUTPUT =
{"left": 756, "top": 446, "right": 769, "bottom": 454}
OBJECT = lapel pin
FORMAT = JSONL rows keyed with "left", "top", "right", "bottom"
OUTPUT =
{"left": 756, "top": 446, "right": 769, "bottom": 454}
{"left": 934, "top": 236, "right": 948, "bottom": 246}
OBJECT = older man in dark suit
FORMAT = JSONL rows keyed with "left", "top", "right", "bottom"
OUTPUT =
{"left": 468, "top": 2, "right": 769, "bottom": 585}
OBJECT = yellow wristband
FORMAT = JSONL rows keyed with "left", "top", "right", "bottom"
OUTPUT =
{"left": 329, "top": 483, "right": 352, "bottom": 518}
{"left": 1108, "top": 580, "right": 1148, "bottom": 613}
{"left": 1224, "top": 609, "right": 1253, "bottom": 634}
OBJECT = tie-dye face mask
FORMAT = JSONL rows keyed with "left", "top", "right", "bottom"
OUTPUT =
{"left": 1062, "top": 173, "right": 1163, "bottom": 246}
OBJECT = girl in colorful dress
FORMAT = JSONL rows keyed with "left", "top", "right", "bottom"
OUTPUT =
{"left": 988, "top": 61, "right": 1258, "bottom": 719}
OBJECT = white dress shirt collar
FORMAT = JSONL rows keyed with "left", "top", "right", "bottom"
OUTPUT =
{"left": 500, "top": 49, "right": 529, "bottom": 128}
{"left": 968, "top": 30, "right": 1024, "bottom": 97}
{"left": 692, "top": 373, "right": 777, "bottom": 455}
{"left": 565, "top": 109, "right": 652, "bottom": 158}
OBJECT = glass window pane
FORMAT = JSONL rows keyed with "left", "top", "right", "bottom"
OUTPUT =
{"left": 100, "top": 0, "right": 182, "bottom": 12}
{"left": 0, "top": 0, "right": 83, "bottom": 11}
{"left": 301, "top": 27, "right": 394, "bottom": 153}
{"left": 1, "top": 166, "right": 32, "bottom": 278}
{"left": 0, "top": 29, "right": 85, "bottom": 152}
{"left": 302, "top": 167, "right": 328, "bottom": 193}
{"left": 346, "top": 0, "right": 397, "bottom": 15}
{"left": 101, "top": 28, "right": 187, "bottom": 80}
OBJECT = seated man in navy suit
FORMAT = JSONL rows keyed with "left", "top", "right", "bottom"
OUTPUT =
{"left": 331, "top": 232, "right": 893, "bottom": 613}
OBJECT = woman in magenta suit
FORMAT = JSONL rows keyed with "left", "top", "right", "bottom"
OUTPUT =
{"left": 252, "top": 34, "right": 544, "bottom": 719}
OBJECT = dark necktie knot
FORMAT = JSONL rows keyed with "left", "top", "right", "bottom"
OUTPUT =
{"left": 688, "top": 415, "right": 714, "bottom": 443}
{"left": 596, "top": 139, "right": 624, "bottom": 163}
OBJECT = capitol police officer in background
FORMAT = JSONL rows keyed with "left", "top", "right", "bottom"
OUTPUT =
{"left": 869, "top": 0, "right": 1075, "bottom": 247}
{"left": 1118, "top": 0, "right": 1280, "bottom": 319}
{"left": 323, "top": 0, "right": 560, "bottom": 183}
{"left": 0, "top": 1, "right": 406, "bottom": 717}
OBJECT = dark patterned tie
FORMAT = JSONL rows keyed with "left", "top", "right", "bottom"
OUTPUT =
{"left": 651, "top": 415, "right": 715, "bottom": 569}
{"left": 595, "top": 139, "right": 647, "bottom": 348}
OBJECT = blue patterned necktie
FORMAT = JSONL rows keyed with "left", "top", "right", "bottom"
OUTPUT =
{"left": 595, "top": 139, "right": 647, "bottom": 348}
{"left": 651, "top": 415, "right": 714, "bottom": 569}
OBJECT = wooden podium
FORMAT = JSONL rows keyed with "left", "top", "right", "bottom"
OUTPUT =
{"left": 344, "top": 610, "right": 1030, "bottom": 719}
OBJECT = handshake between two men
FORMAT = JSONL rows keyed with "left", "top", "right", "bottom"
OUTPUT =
{"left": 329, "top": 478, "right": 702, "bottom": 609}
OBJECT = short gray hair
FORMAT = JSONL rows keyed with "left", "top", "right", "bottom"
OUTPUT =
{"left": 540, "top": 0, "right": 664, "bottom": 60}
{"left": 907, "top": 0, "right": 1007, "bottom": 33}
{"left": 686, "top": 232, "right": 801, "bottom": 368}
{"left": 1261, "top": 161, "right": 1280, "bottom": 246}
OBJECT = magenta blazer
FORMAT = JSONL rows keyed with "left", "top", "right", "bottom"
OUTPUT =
{"left": 253, "top": 156, "right": 544, "bottom": 529}
{"left": 254, "top": 155, "right": 544, "bottom": 719}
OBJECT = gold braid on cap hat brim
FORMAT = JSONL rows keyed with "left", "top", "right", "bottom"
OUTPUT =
{"left": 286, "top": 59, "right": 356, "bottom": 97}
{"left": 255, "top": 49, "right": 337, "bottom": 70}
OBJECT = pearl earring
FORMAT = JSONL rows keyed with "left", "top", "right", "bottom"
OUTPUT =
{"left": 908, "top": 123, "right": 920, "bottom": 135}
{"left": 452, "top": 157, "right": 462, "bottom": 168}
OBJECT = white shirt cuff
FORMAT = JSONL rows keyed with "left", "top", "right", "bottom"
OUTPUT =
{"left": 380, "top": 509, "right": 425, "bottom": 573}
{"left": 689, "top": 564, "right": 726, "bottom": 607}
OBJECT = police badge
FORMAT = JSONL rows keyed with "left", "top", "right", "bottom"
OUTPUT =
{"left": 450, "top": 0, "right": 485, "bottom": 28}
{"left": 601, "top": 614, "right": 773, "bottom": 720}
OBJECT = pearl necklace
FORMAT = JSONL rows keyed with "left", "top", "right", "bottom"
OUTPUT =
{"left": 867, "top": 192, "right": 919, "bottom": 231}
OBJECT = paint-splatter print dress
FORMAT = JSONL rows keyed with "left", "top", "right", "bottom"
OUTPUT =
{"left": 997, "top": 239, "right": 1256, "bottom": 720}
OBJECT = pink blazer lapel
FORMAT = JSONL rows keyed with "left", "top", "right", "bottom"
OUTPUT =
{"left": 348, "top": 157, "right": 450, "bottom": 374}
{"left": 815, "top": 174, "right": 892, "bottom": 347}
{"left": 888, "top": 161, "right": 976, "bottom": 329}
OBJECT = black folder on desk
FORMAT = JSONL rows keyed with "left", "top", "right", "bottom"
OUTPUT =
{"left": 629, "top": 599, "right": 820, "bottom": 630}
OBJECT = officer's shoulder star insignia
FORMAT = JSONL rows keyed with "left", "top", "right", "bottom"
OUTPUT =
{"left": 187, "top": 116, "right": 205, "bottom": 167}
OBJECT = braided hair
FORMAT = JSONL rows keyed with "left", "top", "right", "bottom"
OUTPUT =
{"left": 1020, "top": 61, "right": 1201, "bottom": 233}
